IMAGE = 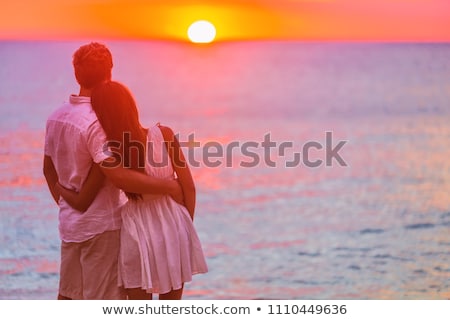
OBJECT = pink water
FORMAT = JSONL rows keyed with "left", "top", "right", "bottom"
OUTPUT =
{"left": 0, "top": 41, "right": 449, "bottom": 299}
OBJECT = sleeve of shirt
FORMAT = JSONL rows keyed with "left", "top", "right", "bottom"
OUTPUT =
{"left": 85, "top": 120, "right": 111, "bottom": 164}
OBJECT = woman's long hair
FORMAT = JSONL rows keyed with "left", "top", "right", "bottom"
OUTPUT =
{"left": 91, "top": 81, "right": 147, "bottom": 200}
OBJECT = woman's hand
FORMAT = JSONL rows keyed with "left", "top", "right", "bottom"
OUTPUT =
{"left": 54, "top": 182, "right": 62, "bottom": 195}
{"left": 55, "top": 163, "right": 105, "bottom": 212}
{"left": 53, "top": 182, "right": 61, "bottom": 202}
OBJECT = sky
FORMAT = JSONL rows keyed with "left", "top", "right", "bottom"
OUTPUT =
{"left": 1, "top": 0, "right": 449, "bottom": 41}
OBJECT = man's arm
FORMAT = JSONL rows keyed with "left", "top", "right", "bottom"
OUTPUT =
{"left": 99, "top": 159, "right": 183, "bottom": 202}
{"left": 43, "top": 155, "right": 60, "bottom": 204}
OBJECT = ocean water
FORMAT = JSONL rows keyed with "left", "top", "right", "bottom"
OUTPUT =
{"left": 0, "top": 41, "right": 449, "bottom": 299}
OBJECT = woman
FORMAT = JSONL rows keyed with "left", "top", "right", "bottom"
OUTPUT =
{"left": 56, "top": 81, "right": 208, "bottom": 299}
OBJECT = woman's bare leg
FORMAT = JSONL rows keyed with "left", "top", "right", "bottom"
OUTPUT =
{"left": 159, "top": 284, "right": 184, "bottom": 300}
{"left": 126, "top": 288, "right": 152, "bottom": 300}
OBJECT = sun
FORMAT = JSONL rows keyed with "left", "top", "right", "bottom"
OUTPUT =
{"left": 187, "top": 20, "right": 216, "bottom": 43}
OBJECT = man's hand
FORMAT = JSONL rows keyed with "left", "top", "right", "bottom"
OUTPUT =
{"left": 168, "top": 179, "right": 184, "bottom": 205}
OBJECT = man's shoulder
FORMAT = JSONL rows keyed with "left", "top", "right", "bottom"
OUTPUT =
{"left": 47, "top": 101, "right": 69, "bottom": 120}
{"left": 46, "top": 98, "right": 98, "bottom": 129}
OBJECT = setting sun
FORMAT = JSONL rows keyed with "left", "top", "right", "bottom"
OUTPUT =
{"left": 187, "top": 20, "right": 216, "bottom": 43}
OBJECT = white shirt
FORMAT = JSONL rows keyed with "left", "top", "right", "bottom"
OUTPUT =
{"left": 45, "top": 95, "right": 126, "bottom": 242}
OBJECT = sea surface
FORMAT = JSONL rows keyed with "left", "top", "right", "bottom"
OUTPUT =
{"left": 0, "top": 41, "right": 449, "bottom": 299}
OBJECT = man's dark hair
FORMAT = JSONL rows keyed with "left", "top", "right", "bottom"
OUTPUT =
{"left": 72, "top": 42, "right": 113, "bottom": 89}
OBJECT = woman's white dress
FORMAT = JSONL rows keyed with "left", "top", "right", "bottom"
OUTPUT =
{"left": 118, "top": 125, "right": 208, "bottom": 294}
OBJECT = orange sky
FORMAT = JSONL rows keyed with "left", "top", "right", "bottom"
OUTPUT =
{"left": 1, "top": 0, "right": 449, "bottom": 41}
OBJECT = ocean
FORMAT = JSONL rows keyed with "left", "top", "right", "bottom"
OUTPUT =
{"left": 0, "top": 41, "right": 449, "bottom": 299}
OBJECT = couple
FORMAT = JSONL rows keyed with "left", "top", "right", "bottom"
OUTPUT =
{"left": 43, "top": 42, "right": 208, "bottom": 300}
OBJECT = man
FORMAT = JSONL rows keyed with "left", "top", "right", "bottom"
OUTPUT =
{"left": 43, "top": 42, "right": 181, "bottom": 300}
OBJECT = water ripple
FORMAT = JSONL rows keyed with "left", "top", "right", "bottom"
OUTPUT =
{"left": 404, "top": 223, "right": 435, "bottom": 230}
{"left": 360, "top": 228, "right": 385, "bottom": 235}
{"left": 373, "top": 254, "right": 412, "bottom": 262}
{"left": 434, "top": 266, "right": 450, "bottom": 272}
{"left": 348, "top": 265, "right": 362, "bottom": 271}
{"left": 297, "top": 251, "right": 321, "bottom": 257}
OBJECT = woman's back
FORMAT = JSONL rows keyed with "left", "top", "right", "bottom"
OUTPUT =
{"left": 144, "top": 125, "right": 174, "bottom": 180}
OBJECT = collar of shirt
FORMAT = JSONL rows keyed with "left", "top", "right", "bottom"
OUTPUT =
{"left": 69, "top": 94, "right": 91, "bottom": 104}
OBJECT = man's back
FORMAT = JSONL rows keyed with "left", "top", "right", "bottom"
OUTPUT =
{"left": 45, "top": 95, "right": 126, "bottom": 243}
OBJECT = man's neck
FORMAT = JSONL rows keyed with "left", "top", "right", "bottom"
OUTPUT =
{"left": 78, "top": 87, "right": 92, "bottom": 97}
